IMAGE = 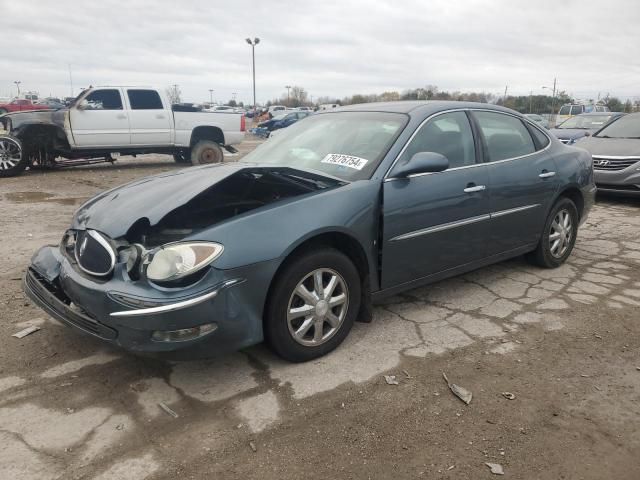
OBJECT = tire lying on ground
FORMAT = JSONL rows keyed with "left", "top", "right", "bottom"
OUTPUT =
{"left": 0, "top": 135, "right": 27, "bottom": 177}
{"left": 190, "top": 140, "right": 224, "bottom": 165}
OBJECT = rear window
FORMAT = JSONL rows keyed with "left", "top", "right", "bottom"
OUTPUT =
{"left": 570, "top": 105, "right": 584, "bottom": 115}
{"left": 127, "top": 90, "right": 163, "bottom": 110}
{"left": 558, "top": 106, "right": 571, "bottom": 115}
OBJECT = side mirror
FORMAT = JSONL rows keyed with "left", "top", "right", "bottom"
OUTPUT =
{"left": 77, "top": 100, "right": 88, "bottom": 110}
{"left": 393, "top": 151, "right": 449, "bottom": 177}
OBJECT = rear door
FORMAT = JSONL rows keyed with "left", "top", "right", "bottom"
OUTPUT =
{"left": 381, "top": 111, "right": 491, "bottom": 288}
{"left": 470, "top": 111, "right": 559, "bottom": 256}
{"left": 69, "top": 88, "right": 130, "bottom": 147}
{"left": 126, "top": 89, "right": 172, "bottom": 146}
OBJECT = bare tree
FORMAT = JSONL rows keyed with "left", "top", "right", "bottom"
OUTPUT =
{"left": 165, "top": 85, "right": 182, "bottom": 105}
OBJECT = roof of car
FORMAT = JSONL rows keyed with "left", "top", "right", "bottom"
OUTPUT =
{"left": 574, "top": 112, "right": 623, "bottom": 116}
{"left": 331, "top": 100, "right": 516, "bottom": 116}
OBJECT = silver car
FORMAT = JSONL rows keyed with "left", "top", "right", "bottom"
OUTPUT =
{"left": 576, "top": 113, "right": 640, "bottom": 196}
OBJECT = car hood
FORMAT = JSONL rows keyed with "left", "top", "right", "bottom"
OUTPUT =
{"left": 550, "top": 128, "right": 589, "bottom": 140}
{"left": 72, "top": 162, "right": 347, "bottom": 243}
{"left": 575, "top": 136, "right": 640, "bottom": 156}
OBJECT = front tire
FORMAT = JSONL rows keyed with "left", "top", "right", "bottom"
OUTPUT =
{"left": 190, "top": 140, "right": 223, "bottom": 165}
{"left": 527, "top": 197, "right": 578, "bottom": 268}
{"left": 0, "top": 135, "right": 27, "bottom": 177}
{"left": 265, "top": 249, "right": 361, "bottom": 362}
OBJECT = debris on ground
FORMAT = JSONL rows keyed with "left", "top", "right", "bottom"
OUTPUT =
{"left": 158, "top": 402, "right": 179, "bottom": 418}
{"left": 12, "top": 325, "right": 41, "bottom": 338}
{"left": 442, "top": 372, "right": 472, "bottom": 405}
{"left": 485, "top": 462, "right": 505, "bottom": 475}
{"left": 501, "top": 392, "right": 516, "bottom": 400}
{"left": 115, "top": 423, "right": 125, "bottom": 430}
{"left": 384, "top": 375, "right": 399, "bottom": 385}
{"left": 249, "top": 441, "right": 257, "bottom": 452}
{"left": 447, "top": 465, "right": 455, "bottom": 471}
{"left": 402, "top": 369, "right": 413, "bottom": 378}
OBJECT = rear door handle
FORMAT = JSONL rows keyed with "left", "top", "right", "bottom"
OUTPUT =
{"left": 463, "top": 184, "right": 486, "bottom": 193}
{"left": 539, "top": 171, "right": 556, "bottom": 178}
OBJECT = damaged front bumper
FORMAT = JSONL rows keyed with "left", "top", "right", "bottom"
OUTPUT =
{"left": 23, "top": 245, "right": 275, "bottom": 358}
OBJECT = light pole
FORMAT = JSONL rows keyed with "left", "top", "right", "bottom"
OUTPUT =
{"left": 285, "top": 85, "right": 292, "bottom": 106}
{"left": 542, "top": 78, "right": 557, "bottom": 124}
{"left": 209, "top": 89, "right": 214, "bottom": 106}
{"left": 245, "top": 37, "right": 260, "bottom": 119}
{"left": 14, "top": 81, "right": 21, "bottom": 97}
{"left": 232, "top": 92, "right": 237, "bottom": 103}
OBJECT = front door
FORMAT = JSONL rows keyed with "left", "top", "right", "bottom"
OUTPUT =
{"left": 470, "top": 111, "right": 559, "bottom": 256}
{"left": 381, "top": 111, "right": 491, "bottom": 289}
{"left": 69, "top": 88, "right": 130, "bottom": 147}
{"left": 126, "top": 89, "right": 172, "bottom": 146}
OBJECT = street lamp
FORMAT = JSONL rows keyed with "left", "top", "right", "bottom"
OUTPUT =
{"left": 245, "top": 37, "right": 260, "bottom": 119}
{"left": 14, "top": 81, "right": 21, "bottom": 96}
{"left": 209, "top": 89, "right": 214, "bottom": 106}
{"left": 232, "top": 92, "right": 237, "bottom": 103}
{"left": 285, "top": 85, "right": 292, "bottom": 106}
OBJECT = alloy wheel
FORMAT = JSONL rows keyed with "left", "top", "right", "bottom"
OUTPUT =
{"left": 0, "top": 137, "right": 22, "bottom": 171}
{"left": 287, "top": 268, "right": 349, "bottom": 347}
{"left": 549, "top": 208, "right": 573, "bottom": 258}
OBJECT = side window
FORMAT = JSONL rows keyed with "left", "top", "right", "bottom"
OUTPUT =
{"left": 473, "top": 111, "right": 535, "bottom": 161}
{"left": 83, "top": 90, "right": 123, "bottom": 110}
{"left": 558, "top": 106, "right": 571, "bottom": 116}
{"left": 127, "top": 89, "right": 163, "bottom": 110}
{"left": 398, "top": 111, "right": 476, "bottom": 169}
{"left": 570, "top": 105, "right": 584, "bottom": 115}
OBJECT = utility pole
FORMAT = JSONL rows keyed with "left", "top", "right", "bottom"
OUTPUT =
{"left": 503, "top": 85, "right": 508, "bottom": 104}
{"left": 285, "top": 85, "right": 292, "bottom": 106}
{"left": 13, "top": 81, "right": 21, "bottom": 97}
{"left": 245, "top": 37, "right": 260, "bottom": 119}
{"left": 232, "top": 92, "right": 237, "bottom": 102}
{"left": 529, "top": 90, "right": 533, "bottom": 113}
{"left": 68, "top": 64, "right": 73, "bottom": 97}
{"left": 209, "top": 89, "right": 214, "bottom": 105}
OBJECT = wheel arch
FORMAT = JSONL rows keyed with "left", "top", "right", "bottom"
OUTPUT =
{"left": 555, "top": 185, "right": 585, "bottom": 220}
{"left": 262, "top": 229, "right": 371, "bottom": 325}
{"left": 189, "top": 126, "right": 225, "bottom": 148}
{"left": 14, "top": 122, "right": 70, "bottom": 152}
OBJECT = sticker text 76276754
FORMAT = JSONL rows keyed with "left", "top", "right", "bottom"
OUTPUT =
{"left": 320, "top": 154, "right": 369, "bottom": 170}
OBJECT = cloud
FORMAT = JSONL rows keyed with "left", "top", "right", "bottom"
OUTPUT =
{"left": 2, "top": 0, "right": 639, "bottom": 103}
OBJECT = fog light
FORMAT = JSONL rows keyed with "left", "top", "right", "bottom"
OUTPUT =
{"left": 151, "top": 323, "right": 217, "bottom": 342}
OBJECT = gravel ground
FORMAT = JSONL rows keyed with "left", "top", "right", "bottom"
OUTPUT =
{"left": 1, "top": 139, "right": 639, "bottom": 479}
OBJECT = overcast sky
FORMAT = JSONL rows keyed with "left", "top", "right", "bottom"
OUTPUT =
{"left": 2, "top": 0, "right": 639, "bottom": 104}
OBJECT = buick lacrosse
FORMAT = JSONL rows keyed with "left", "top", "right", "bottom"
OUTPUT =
{"left": 24, "top": 102, "right": 595, "bottom": 362}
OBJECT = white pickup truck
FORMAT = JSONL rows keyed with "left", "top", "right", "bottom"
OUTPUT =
{"left": 0, "top": 86, "right": 245, "bottom": 177}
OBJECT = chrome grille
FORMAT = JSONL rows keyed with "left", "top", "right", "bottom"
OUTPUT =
{"left": 74, "top": 230, "right": 116, "bottom": 277}
{"left": 592, "top": 157, "right": 640, "bottom": 171}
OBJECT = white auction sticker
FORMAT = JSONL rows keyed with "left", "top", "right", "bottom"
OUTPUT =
{"left": 321, "top": 153, "right": 369, "bottom": 170}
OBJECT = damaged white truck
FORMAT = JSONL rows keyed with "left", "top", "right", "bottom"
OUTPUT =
{"left": 0, "top": 86, "right": 246, "bottom": 177}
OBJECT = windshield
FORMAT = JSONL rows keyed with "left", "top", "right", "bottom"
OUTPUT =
{"left": 558, "top": 114, "right": 615, "bottom": 130}
{"left": 594, "top": 115, "right": 640, "bottom": 138}
{"left": 241, "top": 111, "right": 408, "bottom": 181}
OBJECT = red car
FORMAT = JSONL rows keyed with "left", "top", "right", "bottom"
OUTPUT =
{"left": 0, "top": 99, "right": 50, "bottom": 115}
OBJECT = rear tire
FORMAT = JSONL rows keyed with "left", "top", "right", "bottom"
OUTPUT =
{"left": 265, "top": 249, "right": 361, "bottom": 362}
{"left": 527, "top": 197, "right": 578, "bottom": 268}
{"left": 190, "top": 141, "right": 223, "bottom": 165}
{"left": 0, "top": 135, "right": 27, "bottom": 177}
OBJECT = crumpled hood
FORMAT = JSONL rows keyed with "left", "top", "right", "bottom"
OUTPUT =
{"left": 575, "top": 137, "right": 640, "bottom": 156}
{"left": 71, "top": 162, "right": 344, "bottom": 241}
{"left": 1, "top": 109, "right": 67, "bottom": 131}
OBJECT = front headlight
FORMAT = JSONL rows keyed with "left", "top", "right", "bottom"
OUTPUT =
{"left": 146, "top": 242, "right": 224, "bottom": 283}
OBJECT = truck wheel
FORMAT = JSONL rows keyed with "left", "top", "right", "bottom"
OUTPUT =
{"left": 173, "top": 150, "right": 190, "bottom": 163}
{"left": 0, "top": 136, "right": 27, "bottom": 177}
{"left": 191, "top": 141, "right": 223, "bottom": 165}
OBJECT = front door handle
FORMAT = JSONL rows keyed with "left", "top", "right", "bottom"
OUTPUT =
{"left": 539, "top": 171, "right": 556, "bottom": 179}
{"left": 463, "top": 184, "right": 486, "bottom": 193}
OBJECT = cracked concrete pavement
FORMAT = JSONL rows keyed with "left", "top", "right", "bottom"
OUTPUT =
{"left": 1, "top": 141, "right": 639, "bottom": 479}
